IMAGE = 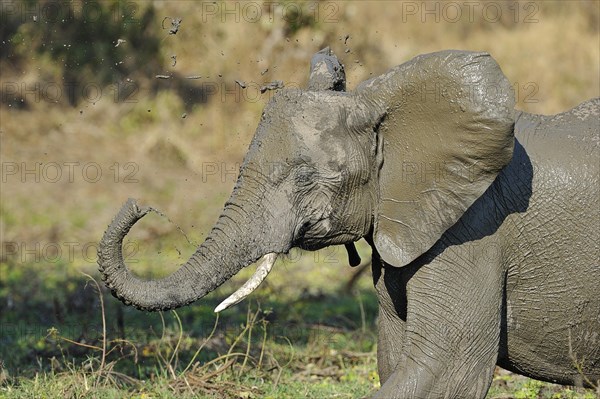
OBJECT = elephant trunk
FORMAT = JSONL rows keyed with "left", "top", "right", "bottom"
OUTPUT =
{"left": 98, "top": 195, "right": 280, "bottom": 312}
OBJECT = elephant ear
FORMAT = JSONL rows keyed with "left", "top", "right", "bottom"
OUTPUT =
{"left": 358, "top": 51, "right": 515, "bottom": 267}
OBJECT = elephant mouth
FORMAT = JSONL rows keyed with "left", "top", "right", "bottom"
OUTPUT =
{"left": 215, "top": 220, "right": 323, "bottom": 313}
{"left": 216, "top": 211, "right": 363, "bottom": 313}
{"left": 293, "top": 213, "right": 336, "bottom": 245}
{"left": 293, "top": 220, "right": 312, "bottom": 242}
{"left": 296, "top": 217, "right": 356, "bottom": 250}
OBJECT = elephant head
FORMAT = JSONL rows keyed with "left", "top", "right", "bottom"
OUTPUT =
{"left": 98, "top": 49, "right": 515, "bottom": 312}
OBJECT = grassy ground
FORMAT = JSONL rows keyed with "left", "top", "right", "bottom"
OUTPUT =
{"left": 1, "top": 1, "right": 599, "bottom": 398}
{"left": 1, "top": 262, "right": 597, "bottom": 399}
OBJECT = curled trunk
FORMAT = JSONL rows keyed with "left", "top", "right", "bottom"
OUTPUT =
{"left": 98, "top": 198, "right": 271, "bottom": 311}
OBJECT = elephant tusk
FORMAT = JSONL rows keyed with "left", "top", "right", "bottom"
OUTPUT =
{"left": 214, "top": 253, "right": 278, "bottom": 313}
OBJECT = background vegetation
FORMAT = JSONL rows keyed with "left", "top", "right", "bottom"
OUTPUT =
{"left": 1, "top": 0, "right": 599, "bottom": 397}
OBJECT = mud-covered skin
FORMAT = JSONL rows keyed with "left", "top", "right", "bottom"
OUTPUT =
{"left": 498, "top": 103, "right": 600, "bottom": 386}
{"left": 373, "top": 101, "right": 600, "bottom": 397}
{"left": 98, "top": 49, "right": 599, "bottom": 397}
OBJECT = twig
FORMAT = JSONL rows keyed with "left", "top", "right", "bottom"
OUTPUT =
{"left": 568, "top": 328, "right": 598, "bottom": 389}
{"left": 46, "top": 332, "right": 102, "bottom": 351}
{"left": 155, "top": 311, "right": 177, "bottom": 379}
{"left": 200, "top": 358, "right": 236, "bottom": 381}
{"left": 258, "top": 319, "right": 269, "bottom": 369}
{"left": 356, "top": 290, "right": 366, "bottom": 334}
{"left": 241, "top": 304, "right": 261, "bottom": 373}
{"left": 81, "top": 273, "right": 107, "bottom": 387}
{"left": 181, "top": 312, "right": 220, "bottom": 375}
{"left": 193, "top": 352, "right": 249, "bottom": 375}
{"left": 226, "top": 316, "right": 252, "bottom": 358}
{"left": 168, "top": 310, "right": 184, "bottom": 372}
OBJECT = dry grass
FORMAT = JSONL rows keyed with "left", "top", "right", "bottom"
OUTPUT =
{"left": 2, "top": 1, "right": 598, "bottom": 230}
{"left": 2, "top": 0, "right": 598, "bottom": 280}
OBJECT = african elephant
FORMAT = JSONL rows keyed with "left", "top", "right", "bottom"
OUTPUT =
{"left": 99, "top": 48, "right": 600, "bottom": 398}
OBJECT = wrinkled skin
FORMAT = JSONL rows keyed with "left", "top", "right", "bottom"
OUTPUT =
{"left": 99, "top": 49, "right": 600, "bottom": 397}
{"left": 373, "top": 106, "right": 600, "bottom": 397}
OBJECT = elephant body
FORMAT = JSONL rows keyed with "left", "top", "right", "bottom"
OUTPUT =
{"left": 99, "top": 49, "right": 599, "bottom": 397}
{"left": 500, "top": 105, "right": 600, "bottom": 385}
{"left": 373, "top": 99, "right": 600, "bottom": 397}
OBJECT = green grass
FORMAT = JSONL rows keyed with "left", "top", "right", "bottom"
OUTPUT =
{"left": 1, "top": 258, "right": 597, "bottom": 398}
{"left": 0, "top": 258, "right": 379, "bottom": 398}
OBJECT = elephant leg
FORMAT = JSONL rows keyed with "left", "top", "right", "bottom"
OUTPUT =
{"left": 374, "top": 243, "right": 504, "bottom": 399}
{"left": 373, "top": 258, "right": 410, "bottom": 384}
{"left": 377, "top": 310, "right": 405, "bottom": 384}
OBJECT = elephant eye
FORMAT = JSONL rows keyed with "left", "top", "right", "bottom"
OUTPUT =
{"left": 295, "top": 166, "right": 316, "bottom": 187}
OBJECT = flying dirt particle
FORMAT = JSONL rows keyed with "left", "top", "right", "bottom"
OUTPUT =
{"left": 115, "top": 39, "right": 126, "bottom": 47}
{"left": 181, "top": 113, "right": 187, "bottom": 119}
{"left": 155, "top": 75, "right": 171, "bottom": 79}
{"left": 344, "top": 34, "right": 350, "bottom": 44}
{"left": 260, "top": 80, "right": 284, "bottom": 93}
{"left": 162, "top": 17, "right": 182, "bottom": 35}
{"left": 171, "top": 55, "right": 177, "bottom": 67}
{"left": 235, "top": 80, "right": 247, "bottom": 89}
{"left": 261, "top": 68, "right": 269, "bottom": 75}
{"left": 186, "top": 75, "right": 201, "bottom": 79}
